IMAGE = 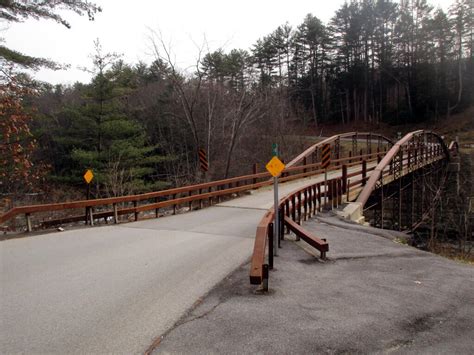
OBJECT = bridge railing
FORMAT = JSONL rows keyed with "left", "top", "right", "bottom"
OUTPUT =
{"left": 249, "top": 156, "right": 381, "bottom": 287}
{"left": 1, "top": 151, "right": 384, "bottom": 233}
{"left": 357, "top": 130, "right": 452, "bottom": 209}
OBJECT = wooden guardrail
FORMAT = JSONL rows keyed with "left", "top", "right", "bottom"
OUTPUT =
{"left": 1, "top": 151, "right": 383, "bottom": 233}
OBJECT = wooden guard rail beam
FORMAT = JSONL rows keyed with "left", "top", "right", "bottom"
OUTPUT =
{"left": 284, "top": 216, "right": 328, "bottom": 258}
{"left": 1, "top": 151, "right": 384, "bottom": 232}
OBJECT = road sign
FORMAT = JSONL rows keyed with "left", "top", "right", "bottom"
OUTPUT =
{"left": 266, "top": 156, "right": 285, "bottom": 177}
{"left": 272, "top": 143, "right": 278, "bottom": 157}
{"left": 83, "top": 169, "right": 94, "bottom": 184}
{"left": 198, "top": 148, "right": 209, "bottom": 172}
{"left": 321, "top": 144, "right": 331, "bottom": 169}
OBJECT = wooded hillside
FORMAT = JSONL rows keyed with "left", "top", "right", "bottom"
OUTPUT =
{"left": 1, "top": 0, "right": 472, "bottom": 199}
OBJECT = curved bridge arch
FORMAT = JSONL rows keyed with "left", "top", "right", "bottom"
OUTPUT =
{"left": 356, "top": 130, "right": 451, "bottom": 209}
{"left": 286, "top": 132, "right": 394, "bottom": 168}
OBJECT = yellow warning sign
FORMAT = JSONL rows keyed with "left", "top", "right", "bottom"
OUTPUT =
{"left": 83, "top": 169, "right": 94, "bottom": 184}
{"left": 266, "top": 156, "right": 285, "bottom": 177}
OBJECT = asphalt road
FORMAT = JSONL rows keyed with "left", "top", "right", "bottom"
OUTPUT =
{"left": 154, "top": 215, "right": 474, "bottom": 354}
{"left": 1, "top": 169, "right": 355, "bottom": 354}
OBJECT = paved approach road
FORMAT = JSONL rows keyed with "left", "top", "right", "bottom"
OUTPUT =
{"left": 1, "top": 167, "right": 358, "bottom": 354}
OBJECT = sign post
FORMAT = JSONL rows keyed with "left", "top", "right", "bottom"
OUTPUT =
{"left": 83, "top": 169, "right": 94, "bottom": 224}
{"left": 266, "top": 144, "right": 285, "bottom": 258}
{"left": 321, "top": 144, "right": 331, "bottom": 207}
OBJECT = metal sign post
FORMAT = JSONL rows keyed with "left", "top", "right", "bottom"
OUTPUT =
{"left": 83, "top": 169, "right": 94, "bottom": 225}
{"left": 266, "top": 144, "right": 285, "bottom": 258}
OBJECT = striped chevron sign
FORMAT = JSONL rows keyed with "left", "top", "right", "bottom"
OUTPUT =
{"left": 321, "top": 144, "right": 331, "bottom": 169}
{"left": 198, "top": 148, "right": 209, "bottom": 172}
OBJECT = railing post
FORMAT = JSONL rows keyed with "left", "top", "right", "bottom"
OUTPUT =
{"left": 89, "top": 207, "right": 94, "bottom": 226}
{"left": 173, "top": 194, "right": 177, "bottom": 214}
{"left": 298, "top": 191, "right": 303, "bottom": 225}
{"left": 349, "top": 150, "right": 352, "bottom": 164}
{"left": 303, "top": 189, "right": 308, "bottom": 221}
{"left": 342, "top": 165, "right": 348, "bottom": 193}
{"left": 253, "top": 163, "right": 258, "bottom": 185}
{"left": 303, "top": 157, "right": 307, "bottom": 174}
{"left": 25, "top": 213, "right": 32, "bottom": 232}
{"left": 268, "top": 223, "right": 274, "bottom": 269}
{"left": 291, "top": 195, "right": 296, "bottom": 222}
{"left": 199, "top": 188, "right": 203, "bottom": 209}
{"left": 113, "top": 203, "right": 119, "bottom": 223}
{"left": 359, "top": 149, "right": 363, "bottom": 161}
{"left": 279, "top": 207, "right": 284, "bottom": 246}
{"left": 362, "top": 160, "right": 367, "bottom": 185}
{"left": 155, "top": 198, "right": 159, "bottom": 218}
{"left": 347, "top": 179, "right": 351, "bottom": 201}
{"left": 188, "top": 191, "right": 193, "bottom": 211}
{"left": 134, "top": 201, "right": 138, "bottom": 221}
{"left": 208, "top": 187, "right": 213, "bottom": 206}
{"left": 317, "top": 183, "right": 322, "bottom": 211}
{"left": 262, "top": 264, "right": 269, "bottom": 292}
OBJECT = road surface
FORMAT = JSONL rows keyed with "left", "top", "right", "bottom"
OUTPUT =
{"left": 1, "top": 167, "right": 358, "bottom": 354}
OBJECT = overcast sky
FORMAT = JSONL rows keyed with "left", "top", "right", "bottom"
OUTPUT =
{"left": 3, "top": 0, "right": 453, "bottom": 85}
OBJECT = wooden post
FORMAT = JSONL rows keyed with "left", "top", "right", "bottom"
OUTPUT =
{"left": 89, "top": 207, "right": 94, "bottom": 226}
{"left": 113, "top": 203, "right": 119, "bottom": 224}
{"left": 173, "top": 194, "right": 177, "bottom": 215}
{"left": 155, "top": 197, "right": 159, "bottom": 218}
{"left": 199, "top": 188, "right": 203, "bottom": 209}
{"left": 342, "top": 164, "right": 348, "bottom": 193}
{"left": 25, "top": 213, "right": 32, "bottom": 232}
{"left": 134, "top": 201, "right": 138, "bottom": 221}
{"left": 253, "top": 163, "right": 258, "bottom": 186}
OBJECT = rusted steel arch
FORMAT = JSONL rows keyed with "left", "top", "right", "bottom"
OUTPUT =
{"left": 286, "top": 132, "right": 394, "bottom": 168}
{"left": 356, "top": 130, "right": 451, "bottom": 209}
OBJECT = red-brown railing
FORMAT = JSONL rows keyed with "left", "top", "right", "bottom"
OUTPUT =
{"left": 249, "top": 155, "right": 383, "bottom": 287}
{"left": 0, "top": 151, "right": 382, "bottom": 233}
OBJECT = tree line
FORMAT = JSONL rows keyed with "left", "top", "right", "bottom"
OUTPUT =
{"left": 1, "top": 0, "right": 472, "bottom": 198}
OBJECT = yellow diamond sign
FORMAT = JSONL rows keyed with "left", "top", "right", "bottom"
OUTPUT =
{"left": 266, "top": 156, "right": 285, "bottom": 177}
{"left": 83, "top": 169, "right": 94, "bottom": 184}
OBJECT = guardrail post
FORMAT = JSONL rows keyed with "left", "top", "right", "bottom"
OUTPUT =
{"left": 302, "top": 189, "right": 308, "bottom": 221}
{"left": 173, "top": 194, "right": 177, "bottom": 214}
{"left": 342, "top": 165, "right": 348, "bottom": 193}
{"left": 285, "top": 200, "right": 290, "bottom": 234}
{"left": 347, "top": 179, "right": 351, "bottom": 201}
{"left": 113, "top": 203, "right": 119, "bottom": 223}
{"left": 317, "top": 183, "right": 322, "bottom": 211}
{"left": 297, "top": 191, "right": 302, "bottom": 225}
{"left": 362, "top": 160, "right": 367, "bottom": 185}
{"left": 188, "top": 191, "right": 193, "bottom": 211}
{"left": 89, "top": 207, "right": 94, "bottom": 226}
{"left": 208, "top": 187, "right": 213, "bottom": 206}
{"left": 268, "top": 223, "right": 274, "bottom": 269}
{"left": 262, "top": 264, "right": 269, "bottom": 292}
{"left": 25, "top": 213, "right": 32, "bottom": 232}
{"left": 134, "top": 201, "right": 139, "bottom": 221}
{"left": 155, "top": 198, "right": 159, "bottom": 218}
{"left": 279, "top": 207, "right": 284, "bottom": 246}
{"left": 291, "top": 195, "right": 296, "bottom": 222}
{"left": 199, "top": 189, "right": 203, "bottom": 209}
{"left": 253, "top": 163, "right": 258, "bottom": 185}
